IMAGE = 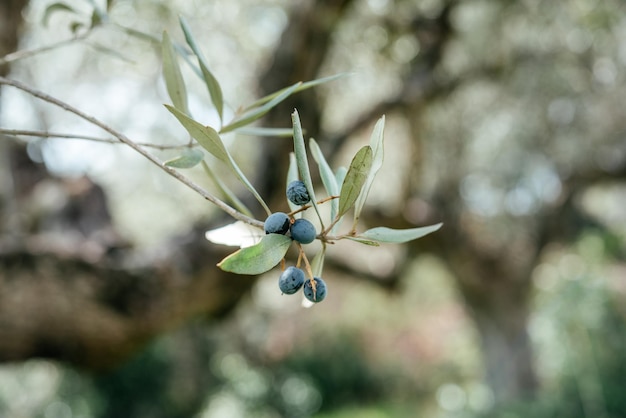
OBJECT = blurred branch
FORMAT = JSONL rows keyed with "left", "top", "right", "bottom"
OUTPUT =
{"left": 0, "top": 32, "right": 89, "bottom": 67}
{"left": 1, "top": 128, "right": 197, "bottom": 150}
{"left": 0, "top": 225, "right": 254, "bottom": 370}
{"left": 0, "top": 76, "right": 263, "bottom": 229}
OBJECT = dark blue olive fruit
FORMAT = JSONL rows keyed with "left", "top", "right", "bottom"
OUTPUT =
{"left": 278, "top": 266, "right": 305, "bottom": 295}
{"left": 264, "top": 212, "right": 290, "bottom": 235}
{"left": 290, "top": 218, "right": 316, "bottom": 244}
{"left": 303, "top": 277, "right": 327, "bottom": 303}
{"left": 286, "top": 180, "right": 310, "bottom": 205}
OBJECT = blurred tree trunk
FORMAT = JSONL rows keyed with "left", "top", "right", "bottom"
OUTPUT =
{"left": 257, "top": 0, "right": 355, "bottom": 203}
{"left": 444, "top": 242, "right": 539, "bottom": 402}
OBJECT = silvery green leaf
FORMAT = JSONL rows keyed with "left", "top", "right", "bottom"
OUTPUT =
{"left": 311, "top": 249, "right": 326, "bottom": 277}
{"left": 337, "top": 146, "right": 373, "bottom": 219}
{"left": 217, "top": 233, "right": 292, "bottom": 274}
{"left": 166, "top": 105, "right": 270, "bottom": 214}
{"left": 344, "top": 236, "right": 380, "bottom": 246}
{"left": 165, "top": 105, "right": 228, "bottom": 161}
{"left": 359, "top": 223, "right": 443, "bottom": 243}
{"left": 234, "top": 127, "right": 294, "bottom": 137}
{"left": 161, "top": 31, "right": 189, "bottom": 115}
{"left": 220, "top": 82, "right": 301, "bottom": 133}
{"left": 286, "top": 153, "right": 300, "bottom": 214}
{"left": 292, "top": 110, "right": 323, "bottom": 226}
{"left": 201, "top": 161, "right": 253, "bottom": 217}
{"left": 164, "top": 148, "right": 204, "bottom": 168}
{"left": 310, "top": 138, "right": 339, "bottom": 221}
{"left": 353, "top": 115, "right": 385, "bottom": 226}
{"left": 245, "top": 73, "right": 349, "bottom": 111}
{"left": 179, "top": 16, "right": 224, "bottom": 122}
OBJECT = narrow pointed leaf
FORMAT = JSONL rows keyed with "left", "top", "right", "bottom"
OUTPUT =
{"left": 337, "top": 146, "right": 373, "bottom": 219}
{"left": 165, "top": 105, "right": 228, "bottom": 161}
{"left": 89, "top": 42, "right": 135, "bottom": 63}
{"left": 353, "top": 116, "right": 385, "bottom": 225}
{"left": 179, "top": 16, "right": 224, "bottom": 122}
{"left": 201, "top": 161, "right": 253, "bottom": 217}
{"left": 220, "top": 82, "right": 301, "bottom": 133}
{"left": 286, "top": 153, "right": 300, "bottom": 214}
{"left": 292, "top": 110, "right": 323, "bottom": 226}
{"left": 332, "top": 166, "right": 347, "bottom": 233}
{"left": 161, "top": 31, "right": 189, "bottom": 115}
{"left": 359, "top": 223, "right": 443, "bottom": 244}
{"left": 310, "top": 138, "right": 339, "bottom": 221}
{"left": 246, "top": 73, "right": 349, "bottom": 110}
{"left": 166, "top": 105, "right": 270, "bottom": 213}
{"left": 234, "top": 127, "right": 294, "bottom": 137}
{"left": 344, "top": 236, "right": 380, "bottom": 246}
{"left": 217, "top": 233, "right": 292, "bottom": 274}
{"left": 164, "top": 148, "right": 204, "bottom": 168}
{"left": 311, "top": 249, "right": 326, "bottom": 277}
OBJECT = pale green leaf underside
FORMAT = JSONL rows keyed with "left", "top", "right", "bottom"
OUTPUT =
{"left": 164, "top": 148, "right": 204, "bottom": 168}
{"left": 310, "top": 138, "right": 339, "bottom": 221}
{"left": 354, "top": 115, "right": 385, "bottom": 224}
{"left": 359, "top": 223, "right": 443, "bottom": 243}
{"left": 337, "top": 146, "right": 373, "bottom": 219}
{"left": 161, "top": 31, "right": 189, "bottom": 115}
{"left": 201, "top": 161, "right": 253, "bottom": 217}
{"left": 235, "top": 127, "right": 294, "bottom": 137}
{"left": 246, "top": 73, "right": 349, "bottom": 111}
{"left": 179, "top": 16, "right": 224, "bottom": 122}
{"left": 311, "top": 249, "right": 326, "bottom": 277}
{"left": 217, "top": 233, "right": 292, "bottom": 274}
{"left": 292, "top": 110, "right": 323, "bottom": 226}
{"left": 286, "top": 153, "right": 300, "bottom": 214}
{"left": 165, "top": 105, "right": 228, "bottom": 161}
{"left": 166, "top": 105, "right": 270, "bottom": 214}
{"left": 220, "top": 82, "right": 301, "bottom": 134}
{"left": 344, "top": 236, "right": 380, "bottom": 246}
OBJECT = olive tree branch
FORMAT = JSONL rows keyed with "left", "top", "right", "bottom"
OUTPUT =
{"left": 0, "top": 128, "right": 200, "bottom": 150}
{"left": 0, "top": 33, "right": 90, "bottom": 67}
{"left": 0, "top": 76, "right": 264, "bottom": 229}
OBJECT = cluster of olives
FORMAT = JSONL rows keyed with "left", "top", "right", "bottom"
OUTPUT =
{"left": 278, "top": 266, "right": 327, "bottom": 303}
{"left": 263, "top": 180, "right": 327, "bottom": 303}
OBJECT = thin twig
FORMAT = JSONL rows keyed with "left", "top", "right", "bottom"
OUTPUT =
{"left": 0, "top": 76, "right": 263, "bottom": 229}
{"left": 0, "top": 128, "right": 197, "bottom": 150}
{"left": 0, "top": 33, "right": 90, "bottom": 67}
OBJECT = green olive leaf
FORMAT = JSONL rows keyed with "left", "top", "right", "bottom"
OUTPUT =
{"left": 161, "top": 31, "right": 189, "bottom": 115}
{"left": 179, "top": 16, "right": 224, "bottom": 122}
{"left": 164, "top": 148, "right": 204, "bottom": 168}
{"left": 234, "top": 127, "right": 294, "bottom": 137}
{"left": 337, "top": 146, "right": 373, "bottom": 219}
{"left": 165, "top": 105, "right": 228, "bottom": 161}
{"left": 358, "top": 223, "right": 443, "bottom": 244}
{"left": 353, "top": 115, "right": 385, "bottom": 226}
{"left": 165, "top": 105, "right": 271, "bottom": 214}
{"left": 344, "top": 236, "right": 381, "bottom": 246}
{"left": 217, "top": 233, "right": 292, "bottom": 274}
{"left": 292, "top": 110, "right": 323, "bottom": 227}
{"left": 245, "top": 73, "right": 349, "bottom": 111}
{"left": 310, "top": 138, "right": 339, "bottom": 222}
{"left": 311, "top": 249, "right": 326, "bottom": 277}
{"left": 286, "top": 153, "right": 301, "bottom": 215}
{"left": 220, "top": 82, "right": 301, "bottom": 133}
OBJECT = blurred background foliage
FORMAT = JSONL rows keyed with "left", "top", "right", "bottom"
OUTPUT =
{"left": 1, "top": 0, "right": 625, "bottom": 417}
